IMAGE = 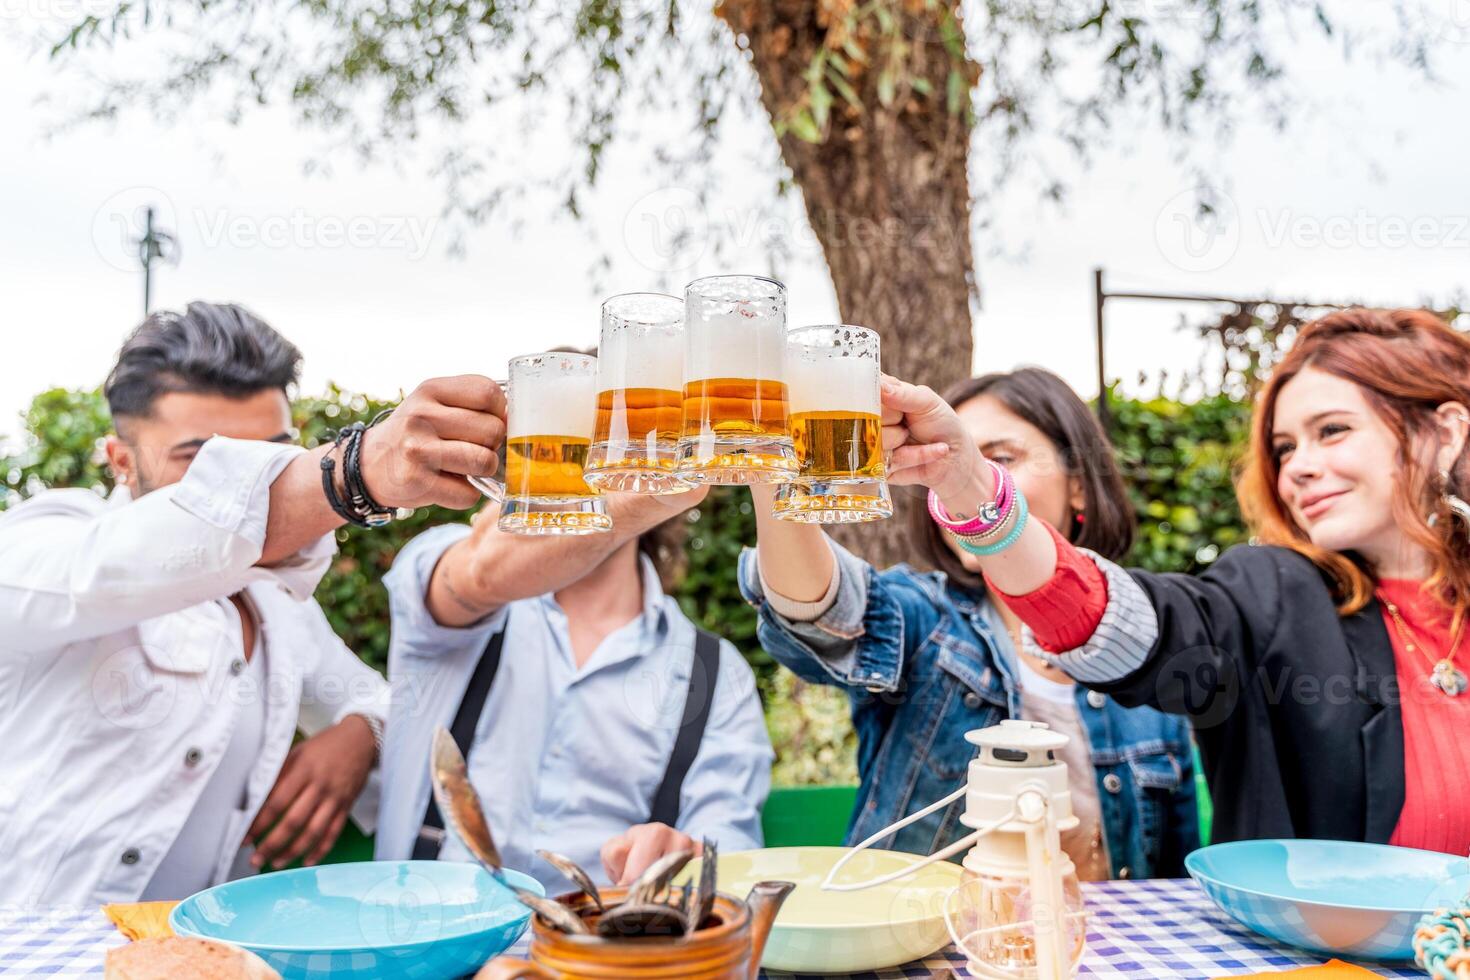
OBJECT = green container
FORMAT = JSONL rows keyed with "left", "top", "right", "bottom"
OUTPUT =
{"left": 760, "top": 785, "right": 858, "bottom": 848}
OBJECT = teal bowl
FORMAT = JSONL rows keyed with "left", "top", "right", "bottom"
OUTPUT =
{"left": 1186, "top": 839, "right": 1470, "bottom": 961}
{"left": 170, "top": 861, "right": 542, "bottom": 980}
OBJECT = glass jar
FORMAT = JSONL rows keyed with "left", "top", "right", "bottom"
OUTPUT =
{"left": 946, "top": 867, "right": 1087, "bottom": 979}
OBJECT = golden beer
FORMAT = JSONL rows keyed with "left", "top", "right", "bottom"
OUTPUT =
{"left": 675, "top": 275, "right": 798, "bottom": 485}
{"left": 586, "top": 387, "right": 686, "bottom": 492}
{"left": 595, "top": 387, "right": 683, "bottom": 446}
{"left": 586, "top": 293, "right": 689, "bottom": 494}
{"left": 481, "top": 351, "right": 611, "bottom": 535}
{"left": 505, "top": 435, "right": 598, "bottom": 499}
{"left": 790, "top": 410, "right": 884, "bottom": 480}
{"left": 773, "top": 324, "right": 891, "bottom": 523}
{"left": 679, "top": 377, "right": 791, "bottom": 440}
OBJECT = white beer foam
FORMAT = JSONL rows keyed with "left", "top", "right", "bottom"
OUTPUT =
{"left": 599, "top": 324, "right": 684, "bottom": 391}
{"left": 788, "top": 352, "right": 880, "bottom": 416}
{"left": 684, "top": 309, "right": 786, "bottom": 382}
{"left": 509, "top": 371, "right": 598, "bottom": 439}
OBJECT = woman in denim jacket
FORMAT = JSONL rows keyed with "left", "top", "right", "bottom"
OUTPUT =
{"left": 740, "top": 369, "right": 1199, "bottom": 879}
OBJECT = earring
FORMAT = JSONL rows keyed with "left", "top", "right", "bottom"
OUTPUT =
{"left": 1432, "top": 467, "right": 1470, "bottom": 530}
{"left": 1444, "top": 491, "right": 1470, "bottom": 526}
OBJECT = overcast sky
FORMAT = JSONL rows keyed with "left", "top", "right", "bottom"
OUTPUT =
{"left": 3, "top": 6, "right": 1468, "bottom": 446}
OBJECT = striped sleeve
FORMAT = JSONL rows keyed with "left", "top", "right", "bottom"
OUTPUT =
{"left": 1052, "top": 551, "right": 1159, "bottom": 683}
{"left": 990, "top": 521, "right": 1158, "bottom": 684}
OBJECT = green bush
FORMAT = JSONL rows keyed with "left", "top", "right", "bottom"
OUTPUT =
{"left": 1, "top": 383, "right": 1251, "bottom": 787}
{"left": 1110, "top": 388, "right": 1252, "bottom": 574}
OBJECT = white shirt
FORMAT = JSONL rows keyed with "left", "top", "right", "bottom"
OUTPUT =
{"left": 1013, "top": 657, "right": 1112, "bottom": 881}
{"left": 0, "top": 437, "right": 390, "bottom": 908}
{"left": 143, "top": 626, "right": 268, "bottom": 900}
{"left": 376, "top": 524, "right": 772, "bottom": 895}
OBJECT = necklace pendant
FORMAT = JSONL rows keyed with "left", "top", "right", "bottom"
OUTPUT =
{"left": 1431, "top": 660, "right": 1468, "bottom": 697}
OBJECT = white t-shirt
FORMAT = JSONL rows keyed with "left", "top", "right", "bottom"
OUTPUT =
{"left": 142, "top": 627, "right": 269, "bottom": 900}
{"left": 1013, "top": 653, "right": 1112, "bottom": 882}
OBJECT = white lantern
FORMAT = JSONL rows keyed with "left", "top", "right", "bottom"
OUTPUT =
{"left": 822, "top": 720, "right": 1087, "bottom": 979}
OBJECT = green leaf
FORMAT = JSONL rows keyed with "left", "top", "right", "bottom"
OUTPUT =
{"left": 945, "top": 69, "right": 967, "bottom": 115}
{"left": 787, "top": 107, "right": 822, "bottom": 142}
{"left": 826, "top": 68, "right": 862, "bottom": 111}
{"left": 810, "top": 81, "right": 832, "bottom": 130}
{"left": 877, "top": 68, "right": 896, "bottom": 107}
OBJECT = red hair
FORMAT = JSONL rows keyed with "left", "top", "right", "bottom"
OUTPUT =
{"left": 1238, "top": 308, "right": 1470, "bottom": 618}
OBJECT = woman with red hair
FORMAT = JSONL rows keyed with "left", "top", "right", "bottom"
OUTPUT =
{"left": 876, "top": 308, "right": 1470, "bottom": 850}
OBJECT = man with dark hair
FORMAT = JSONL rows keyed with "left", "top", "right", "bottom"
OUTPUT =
{"left": 0, "top": 301, "right": 507, "bottom": 906}
{"left": 376, "top": 488, "right": 772, "bottom": 896}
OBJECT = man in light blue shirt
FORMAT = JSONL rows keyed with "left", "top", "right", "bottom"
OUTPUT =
{"left": 376, "top": 488, "right": 772, "bottom": 896}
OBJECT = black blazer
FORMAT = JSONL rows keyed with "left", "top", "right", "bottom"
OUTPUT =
{"left": 1092, "top": 544, "right": 1405, "bottom": 845}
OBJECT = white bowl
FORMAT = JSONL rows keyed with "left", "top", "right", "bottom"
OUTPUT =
{"left": 684, "top": 846, "right": 963, "bottom": 974}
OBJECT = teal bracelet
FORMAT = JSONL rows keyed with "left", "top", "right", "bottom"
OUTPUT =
{"left": 959, "top": 490, "right": 1029, "bottom": 557}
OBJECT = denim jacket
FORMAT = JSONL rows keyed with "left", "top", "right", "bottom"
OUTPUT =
{"left": 738, "top": 542, "right": 1199, "bottom": 879}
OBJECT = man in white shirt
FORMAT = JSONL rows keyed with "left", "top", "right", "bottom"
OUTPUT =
{"left": 0, "top": 302, "right": 507, "bottom": 907}
{"left": 376, "top": 488, "right": 773, "bottom": 896}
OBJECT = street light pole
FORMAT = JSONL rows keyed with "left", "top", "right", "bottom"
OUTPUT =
{"left": 137, "top": 206, "right": 177, "bottom": 317}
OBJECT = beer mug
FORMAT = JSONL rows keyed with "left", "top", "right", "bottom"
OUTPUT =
{"left": 772, "top": 325, "right": 892, "bottom": 523}
{"left": 468, "top": 352, "right": 612, "bottom": 535}
{"left": 583, "top": 293, "right": 690, "bottom": 494}
{"left": 674, "top": 275, "right": 800, "bottom": 485}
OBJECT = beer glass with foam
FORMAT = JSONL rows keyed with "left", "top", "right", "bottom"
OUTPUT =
{"left": 674, "top": 275, "right": 799, "bottom": 485}
{"left": 773, "top": 325, "right": 892, "bottom": 522}
{"left": 468, "top": 352, "right": 612, "bottom": 534}
{"left": 584, "top": 293, "right": 689, "bottom": 494}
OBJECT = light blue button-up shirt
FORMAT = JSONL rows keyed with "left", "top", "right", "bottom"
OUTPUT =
{"left": 376, "top": 524, "right": 772, "bottom": 895}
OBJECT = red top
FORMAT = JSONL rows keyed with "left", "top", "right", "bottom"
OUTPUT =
{"left": 986, "top": 521, "right": 1109, "bottom": 652}
{"left": 990, "top": 526, "right": 1470, "bottom": 856}
{"left": 1376, "top": 578, "right": 1470, "bottom": 856}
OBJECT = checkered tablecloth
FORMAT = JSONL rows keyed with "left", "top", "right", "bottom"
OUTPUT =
{"left": 0, "top": 878, "right": 1429, "bottom": 978}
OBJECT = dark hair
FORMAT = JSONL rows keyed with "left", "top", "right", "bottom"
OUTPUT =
{"left": 907, "top": 367, "right": 1135, "bottom": 593}
{"left": 639, "top": 514, "right": 690, "bottom": 592}
{"left": 104, "top": 301, "right": 302, "bottom": 421}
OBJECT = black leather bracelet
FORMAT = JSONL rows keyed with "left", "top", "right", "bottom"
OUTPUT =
{"left": 320, "top": 447, "right": 368, "bottom": 528}
{"left": 342, "top": 423, "right": 394, "bottom": 527}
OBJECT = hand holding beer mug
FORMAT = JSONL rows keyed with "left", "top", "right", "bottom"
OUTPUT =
{"left": 772, "top": 325, "right": 893, "bottom": 522}
{"left": 468, "top": 352, "right": 612, "bottom": 535}
{"left": 674, "top": 275, "right": 800, "bottom": 485}
{"left": 584, "top": 293, "right": 689, "bottom": 494}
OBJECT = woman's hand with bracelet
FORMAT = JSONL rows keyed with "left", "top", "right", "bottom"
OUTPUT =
{"left": 878, "top": 374, "right": 1058, "bottom": 591}
{"left": 879, "top": 374, "right": 994, "bottom": 514}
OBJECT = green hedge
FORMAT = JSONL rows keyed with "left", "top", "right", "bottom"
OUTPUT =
{"left": 1, "top": 384, "right": 1250, "bottom": 785}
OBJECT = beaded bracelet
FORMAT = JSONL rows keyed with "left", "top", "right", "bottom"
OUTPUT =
{"left": 1414, "top": 892, "right": 1470, "bottom": 980}
{"left": 958, "top": 489, "right": 1030, "bottom": 558}
{"left": 928, "top": 460, "right": 1014, "bottom": 536}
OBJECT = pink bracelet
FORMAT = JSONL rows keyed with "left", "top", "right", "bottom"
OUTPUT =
{"left": 928, "top": 460, "right": 1014, "bottom": 536}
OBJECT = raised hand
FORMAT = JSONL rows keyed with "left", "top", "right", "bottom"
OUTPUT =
{"left": 879, "top": 374, "right": 992, "bottom": 509}
{"left": 358, "top": 375, "right": 508, "bottom": 511}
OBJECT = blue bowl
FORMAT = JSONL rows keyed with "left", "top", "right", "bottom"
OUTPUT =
{"left": 170, "top": 861, "right": 543, "bottom": 980}
{"left": 1186, "top": 839, "right": 1470, "bottom": 961}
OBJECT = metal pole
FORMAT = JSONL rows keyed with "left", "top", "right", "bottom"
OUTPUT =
{"left": 142, "top": 206, "right": 155, "bottom": 316}
{"left": 1094, "top": 267, "right": 1109, "bottom": 434}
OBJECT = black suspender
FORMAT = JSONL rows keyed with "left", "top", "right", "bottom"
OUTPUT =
{"left": 413, "top": 627, "right": 507, "bottom": 859}
{"left": 648, "top": 628, "right": 721, "bottom": 828}
{"left": 414, "top": 622, "right": 724, "bottom": 858}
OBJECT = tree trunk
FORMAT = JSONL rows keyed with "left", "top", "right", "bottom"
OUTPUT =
{"left": 717, "top": 0, "right": 978, "bottom": 570}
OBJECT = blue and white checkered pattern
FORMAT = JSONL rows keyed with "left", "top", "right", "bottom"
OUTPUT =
{"left": 0, "top": 879, "right": 1429, "bottom": 978}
